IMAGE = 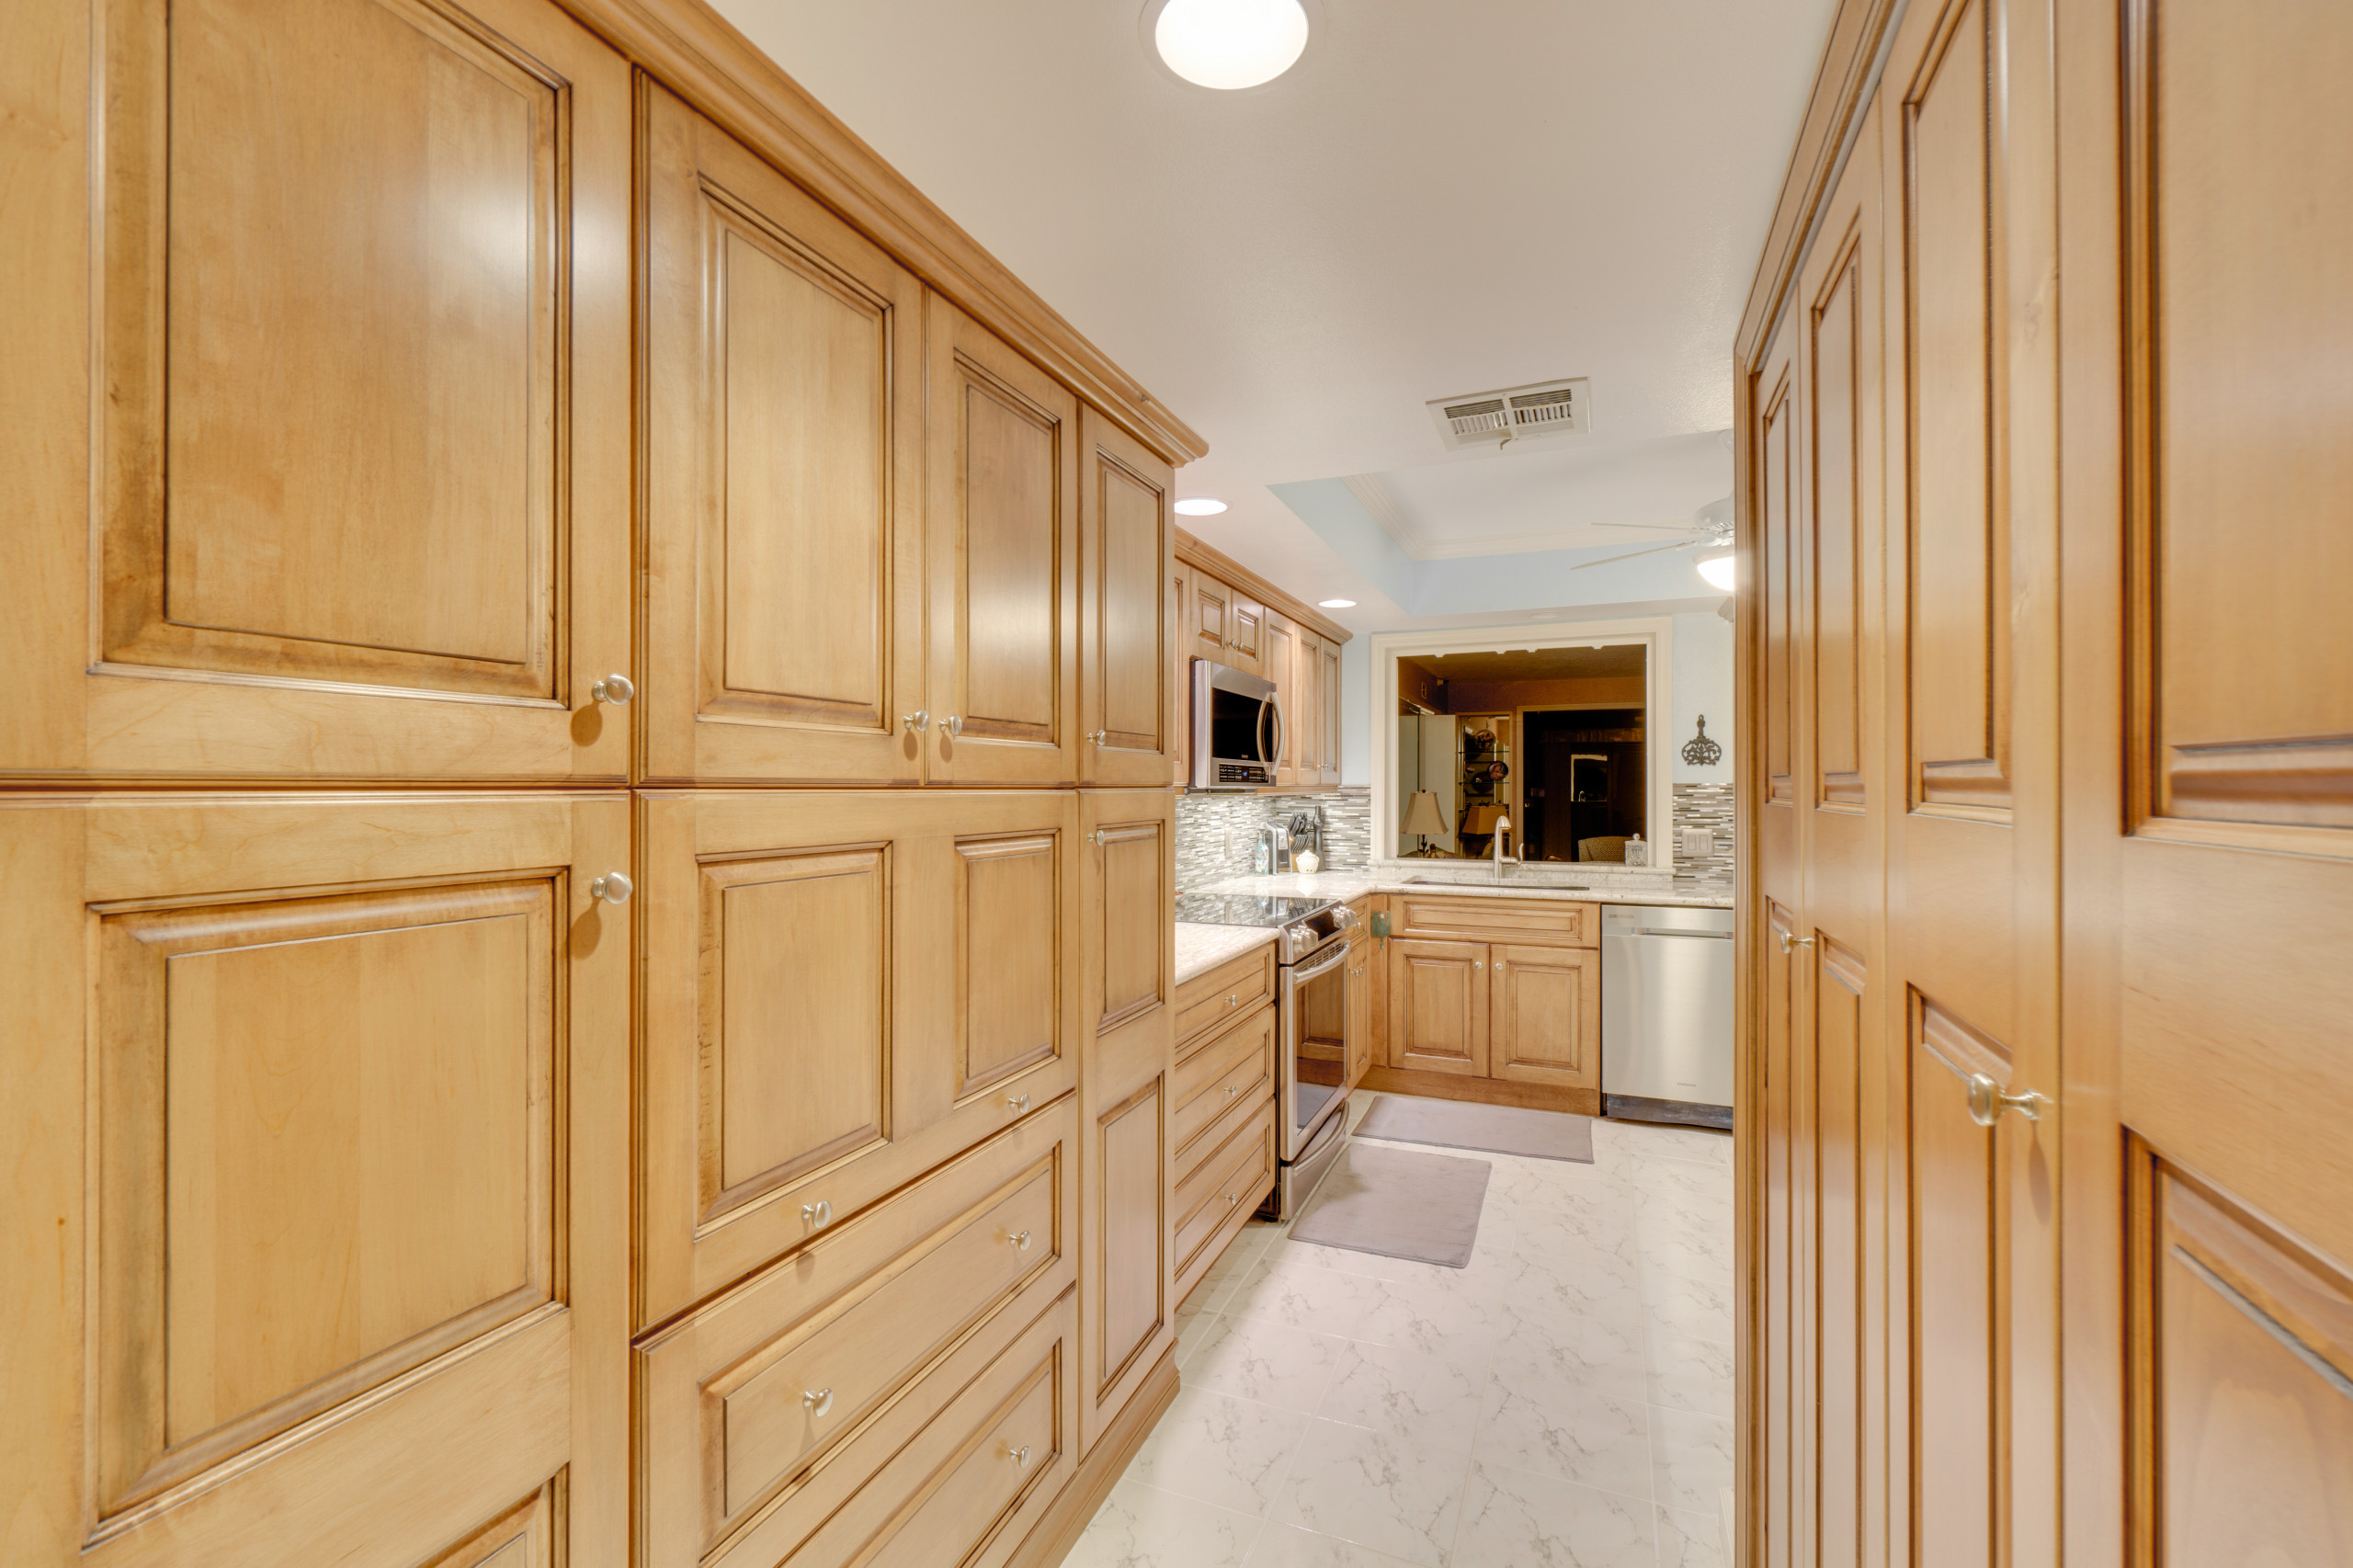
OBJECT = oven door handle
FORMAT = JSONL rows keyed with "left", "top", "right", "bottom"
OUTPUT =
{"left": 1289, "top": 942, "right": 1348, "bottom": 986}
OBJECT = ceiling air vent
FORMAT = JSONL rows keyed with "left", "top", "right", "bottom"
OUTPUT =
{"left": 1426, "top": 377, "right": 1590, "bottom": 451}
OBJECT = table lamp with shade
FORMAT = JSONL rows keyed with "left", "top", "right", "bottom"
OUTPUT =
{"left": 1401, "top": 790, "right": 1450, "bottom": 857}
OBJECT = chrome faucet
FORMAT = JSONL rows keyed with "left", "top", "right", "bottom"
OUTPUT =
{"left": 1492, "top": 813, "right": 1516, "bottom": 880}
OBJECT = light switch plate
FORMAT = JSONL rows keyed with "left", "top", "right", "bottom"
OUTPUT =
{"left": 1682, "top": 828, "right": 1715, "bottom": 858}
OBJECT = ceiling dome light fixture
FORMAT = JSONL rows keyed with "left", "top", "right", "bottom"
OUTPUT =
{"left": 1697, "top": 548, "right": 1736, "bottom": 593}
{"left": 1173, "top": 497, "right": 1228, "bottom": 516}
{"left": 1317, "top": 597, "right": 1356, "bottom": 608}
{"left": 1149, "top": 0, "right": 1311, "bottom": 90}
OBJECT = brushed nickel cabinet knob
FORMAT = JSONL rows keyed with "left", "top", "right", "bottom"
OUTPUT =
{"left": 801, "top": 1199, "right": 832, "bottom": 1228}
{"left": 590, "top": 673, "right": 634, "bottom": 705}
{"left": 590, "top": 871, "right": 632, "bottom": 904}
{"left": 803, "top": 1388, "right": 834, "bottom": 1418}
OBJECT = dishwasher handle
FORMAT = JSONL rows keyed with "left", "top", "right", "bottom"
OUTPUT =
{"left": 1631, "top": 927, "right": 1734, "bottom": 939}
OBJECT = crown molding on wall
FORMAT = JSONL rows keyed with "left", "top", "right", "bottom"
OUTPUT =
{"left": 555, "top": 0, "right": 1209, "bottom": 467}
{"left": 1175, "top": 530, "right": 1352, "bottom": 645}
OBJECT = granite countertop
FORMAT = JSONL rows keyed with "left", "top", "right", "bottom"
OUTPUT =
{"left": 1189, "top": 867, "right": 1735, "bottom": 911}
{"left": 1173, "top": 922, "right": 1280, "bottom": 984}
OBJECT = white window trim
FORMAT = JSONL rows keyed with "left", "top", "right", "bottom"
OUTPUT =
{"left": 1370, "top": 616, "right": 1678, "bottom": 872}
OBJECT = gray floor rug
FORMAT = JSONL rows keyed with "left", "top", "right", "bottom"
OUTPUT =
{"left": 1288, "top": 1142, "right": 1492, "bottom": 1268}
{"left": 1354, "top": 1096, "right": 1597, "bottom": 1163}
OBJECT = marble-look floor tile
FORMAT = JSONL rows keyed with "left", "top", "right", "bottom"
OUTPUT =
{"left": 1244, "top": 1522, "right": 1424, "bottom": 1567}
{"left": 1127, "top": 1388, "right": 1309, "bottom": 1515}
{"left": 1315, "top": 1337, "right": 1485, "bottom": 1450}
{"left": 1488, "top": 1244, "right": 1645, "bottom": 1335}
{"left": 1645, "top": 1324, "right": 1735, "bottom": 1417}
{"left": 1473, "top": 1379, "right": 1654, "bottom": 1499}
{"left": 1225, "top": 1252, "right": 1396, "bottom": 1339}
{"left": 1656, "top": 1503, "right": 1726, "bottom": 1567}
{"left": 1268, "top": 1419, "right": 1469, "bottom": 1568}
{"left": 1066, "top": 1480, "right": 1262, "bottom": 1568}
{"left": 1184, "top": 1313, "right": 1347, "bottom": 1414}
{"left": 1491, "top": 1306, "right": 1650, "bottom": 1404}
{"left": 1450, "top": 1457, "right": 1658, "bottom": 1568}
{"left": 1175, "top": 1305, "right": 1214, "bottom": 1369}
{"left": 1353, "top": 1269, "right": 1514, "bottom": 1370}
{"left": 1650, "top": 1405, "right": 1736, "bottom": 1514}
{"left": 1639, "top": 1259, "right": 1737, "bottom": 1339}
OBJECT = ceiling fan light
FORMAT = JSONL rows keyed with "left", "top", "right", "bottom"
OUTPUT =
{"left": 1697, "top": 549, "right": 1736, "bottom": 593}
{"left": 1153, "top": 0, "right": 1310, "bottom": 90}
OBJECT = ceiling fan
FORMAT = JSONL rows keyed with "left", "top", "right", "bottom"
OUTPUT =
{"left": 1573, "top": 496, "right": 1734, "bottom": 581}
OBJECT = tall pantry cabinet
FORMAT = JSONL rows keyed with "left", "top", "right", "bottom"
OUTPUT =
{"left": 0, "top": 3, "right": 1199, "bottom": 1567}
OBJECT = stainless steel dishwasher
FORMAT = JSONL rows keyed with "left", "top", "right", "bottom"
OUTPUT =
{"left": 1601, "top": 904, "right": 1734, "bottom": 1128}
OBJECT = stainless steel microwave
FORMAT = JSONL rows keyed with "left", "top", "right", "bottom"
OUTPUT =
{"left": 1189, "top": 658, "right": 1280, "bottom": 788}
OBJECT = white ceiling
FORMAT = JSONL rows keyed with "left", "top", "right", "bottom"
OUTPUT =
{"left": 711, "top": 0, "right": 1836, "bottom": 614}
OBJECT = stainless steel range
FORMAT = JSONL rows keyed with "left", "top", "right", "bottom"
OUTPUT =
{"left": 1173, "top": 893, "right": 1359, "bottom": 1219}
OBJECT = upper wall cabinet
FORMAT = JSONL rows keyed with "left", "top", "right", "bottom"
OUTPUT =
{"left": 1080, "top": 409, "right": 1176, "bottom": 786}
{"left": 640, "top": 84, "right": 926, "bottom": 785}
{"left": 9, "top": 0, "right": 632, "bottom": 783}
{"left": 926, "top": 299, "right": 1083, "bottom": 785}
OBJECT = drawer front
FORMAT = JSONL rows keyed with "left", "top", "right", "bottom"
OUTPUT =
{"left": 772, "top": 1289, "right": 1077, "bottom": 1568}
{"left": 1175, "top": 944, "right": 1276, "bottom": 1047}
{"left": 1392, "top": 893, "right": 1598, "bottom": 949}
{"left": 1176, "top": 1101, "right": 1277, "bottom": 1272}
{"left": 1175, "top": 1056, "right": 1274, "bottom": 1192}
{"left": 1175, "top": 1182, "right": 1260, "bottom": 1309}
{"left": 637, "top": 1098, "right": 1077, "bottom": 1568}
{"left": 1173, "top": 1005, "right": 1275, "bottom": 1153}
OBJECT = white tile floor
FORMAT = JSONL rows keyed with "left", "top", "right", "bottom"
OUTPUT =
{"left": 1067, "top": 1094, "right": 1735, "bottom": 1568}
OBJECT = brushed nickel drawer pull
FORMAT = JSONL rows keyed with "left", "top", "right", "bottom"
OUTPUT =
{"left": 1007, "top": 1444, "right": 1032, "bottom": 1468}
{"left": 801, "top": 1199, "right": 832, "bottom": 1228}
{"left": 1007, "top": 1229, "right": 1033, "bottom": 1253}
{"left": 1227, "top": 1083, "right": 1241, "bottom": 1096}
{"left": 803, "top": 1388, "right": 834, "bottom": 1418}
{"left": 1779, "top": 931, "right": 1815, "bottom": 953}
{"left": 1007, "top": 1092, "right": 1031, "bottom": 1114}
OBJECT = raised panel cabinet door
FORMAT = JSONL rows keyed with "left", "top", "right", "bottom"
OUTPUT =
{"left": 1486, "top": 943, "right": 1599, "bottom": 1091}
{"left": 1262, "top": 610, "right": 1299, "bottom": 786}
{"left": 640, "top": 84, "right": 925, "bottom": 784}
{"left": 635, "top": 789, "right": 1080, "bottom": 1327}
{"left": 1386, "top": 938, "right": 1487, "bottom": 1077}
{"left": 1293, "top": 631, "right": 1322, "bottom": 780}
{"left": 2058, "top": 0, "right": 2353, "bottom": 1553}
{"left": 927, "top": 298, "right": 1081, "bottom": 785}
{"left": 1189, "top": 574, "right": 1231, "bottom": 664}
{"left": 1078, "top": 407, "right": 1176, "bottom": 786}
{"left": 1345, "top": 934, "right": 1373, "bottom": 1094}
{"left": 15, "top": 0, "right": 631, "bottom": 782}
{"left": 1319, "top": 638, "right": 1345, "bottom": 786}
{"left": 1225, "top": 596, "right": 1264, "bottom": 675}
{"left": 0, "top": 792, "right": 629, "bottom": 1568}
{"left": 1077, "top": 790, "right": 1176, "bottom": 1454}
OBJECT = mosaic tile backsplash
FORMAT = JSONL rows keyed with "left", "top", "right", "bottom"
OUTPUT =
{"left": 1176, "top": 788, "right": 1371, "bottom": 889}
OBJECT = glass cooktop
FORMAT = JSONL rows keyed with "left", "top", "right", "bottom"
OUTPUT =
{"left": 1172, "top": 893, "right": 1336, "bottom": 928}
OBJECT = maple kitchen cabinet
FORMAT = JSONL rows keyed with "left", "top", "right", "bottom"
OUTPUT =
{"left": 1375, "top": 893, "right": 1604, "bottom": 1113}
{"left": 11, "top": 0, "right": 634, "bottom": 785}
{"left": 4, "top": 0, "right": 1202, "bottom": 1560}
{"left": 1170, "top": 535, "right": 1352, "bottom": 793}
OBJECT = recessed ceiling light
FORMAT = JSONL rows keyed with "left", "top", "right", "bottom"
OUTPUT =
{"left": 1174, "top": 497, "right": 1227, "bottom": 516}
{"left": 1317, "top": 598, "right": 1356, "bottom": 608}
{"left": 1151, "top": 0, "right": 1310, "bottom": 90}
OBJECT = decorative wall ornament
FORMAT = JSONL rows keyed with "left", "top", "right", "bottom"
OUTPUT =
{"left": 1681, "top": 715, "right": 1722, "bottom": 767}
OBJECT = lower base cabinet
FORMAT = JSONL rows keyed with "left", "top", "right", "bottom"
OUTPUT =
{"left": 1380, "top": 897, "right": 1604, "bottom": 1113}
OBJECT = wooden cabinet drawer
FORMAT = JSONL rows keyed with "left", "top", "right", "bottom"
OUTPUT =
{"left": 1392, "top": 893, "right": 1599, "bottom": 949}
{"left": 1173, "top": 1005, "right": 1275, "bottom": 1156}
{"left": 1175, "top": 943, "right": 1276, "bottom": 1047}
{"left": 1175, "top": 1100, "right": 1277, "bottom": 1276}
{"left": 636, "top": 1097, "right": 1076, "bottom": 1568}
{"left": 788, "top": 1289, "right": 1078, "bottom": 1568}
